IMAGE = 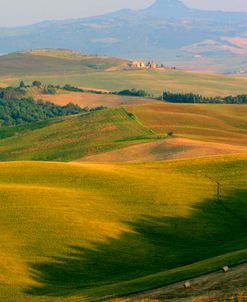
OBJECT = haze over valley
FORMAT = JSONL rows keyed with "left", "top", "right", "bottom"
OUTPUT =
{"left": 1, "top": 0, "right": 247, "bottom": 73}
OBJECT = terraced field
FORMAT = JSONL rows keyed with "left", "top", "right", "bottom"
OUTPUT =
{"left": 0, "top": 155, "right": 246, "bottom": 302}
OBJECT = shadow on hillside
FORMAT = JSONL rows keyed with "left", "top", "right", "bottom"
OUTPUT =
{"left": 25, "top": 189, "right": 247, "bottom": 297}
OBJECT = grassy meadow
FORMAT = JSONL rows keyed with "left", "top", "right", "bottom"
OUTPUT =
{"left": 0, "top": 155, "right": 246, "bottom": 301}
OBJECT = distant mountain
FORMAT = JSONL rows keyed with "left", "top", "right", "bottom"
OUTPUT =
{"left": 1, "top": 0, "right": 247, "bottom": 73}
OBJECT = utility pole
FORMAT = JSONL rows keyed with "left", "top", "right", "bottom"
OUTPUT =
{"left": 204, "top": 174, "right": 221, "bottom": 202}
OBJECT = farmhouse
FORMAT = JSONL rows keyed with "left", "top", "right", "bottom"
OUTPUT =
{"left": 131, "top": 60, "right": 160, "bottom": 69}
{"left": 146, "top": 61, "right": 158, "bottom": 69}
{"left": 131, "top": 61, "right": 146, "bottom": 68}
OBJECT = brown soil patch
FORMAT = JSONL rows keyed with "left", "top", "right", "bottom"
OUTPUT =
{"left": 76, "top": 138, "right": 247, "bottom": 163}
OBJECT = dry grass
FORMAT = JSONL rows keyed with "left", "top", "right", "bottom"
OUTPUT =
{"left": 34, "top": 91, "right": 153, "bottom": 108}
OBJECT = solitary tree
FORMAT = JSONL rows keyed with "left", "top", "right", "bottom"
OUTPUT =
{"left": 19, "top": 80, "right": 25, "bottom": 88}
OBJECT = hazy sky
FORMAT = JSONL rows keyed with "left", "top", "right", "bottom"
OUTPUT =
{"left": 1, "top": 0, "right": 247, "bottom": 27}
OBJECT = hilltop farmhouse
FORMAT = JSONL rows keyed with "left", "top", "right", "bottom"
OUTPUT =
{"left": 130, "top": 60, "right": 175, "bottom": 70}
{"left": 131, "top": 61, "right": 146, "bottom": 68}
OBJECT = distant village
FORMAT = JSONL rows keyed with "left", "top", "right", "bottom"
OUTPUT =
{"left": 129, "top": 60, "right": 176, "bottom": 70}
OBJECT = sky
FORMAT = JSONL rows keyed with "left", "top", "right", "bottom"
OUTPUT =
{"left": 1, "top": 0, "right": 247, "bottom": 27}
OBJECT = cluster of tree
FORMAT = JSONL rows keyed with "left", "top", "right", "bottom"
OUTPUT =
{"left": 0, "top": 81, "right": 57, "bottom": 100}
{"left": 62, "top": 85, "right": 150, "bottom": 97}
{"left": 161, "top": 92, "right": 247, "bottom": 104}
{"left": 113, "top": 89, "right": 149, "bottom": 97}
{"left": 29, "top": 81, "right": 57, "bottom": 95}
{"left": 42, "top": 86, "right": 57, "bottom": 95}
{"left": 0, "top": 97, "right": 101, "bottom": 127}
{"left": 62, "top": 84, "right": 84, "bottom": 92}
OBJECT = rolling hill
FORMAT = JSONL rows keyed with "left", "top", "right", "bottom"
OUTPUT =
{"left": 77, "top": 102, "right": 247, "bottom": 162}
{"left": 80, "top": 137, "right": 247, "bottom": 163}
{"left": 1, "top": 0, "right": 247, "bottom": 73}
{"left": 0, "top": 155, "right": 246, "bottom": 301}
{"left": 0, "top": 102, "right": 246, "bottom": 162}
{"left": 126, "top": 102, "right": 247, "bottom": 146}
{"left": 1, "top": 49, "right": 247, "bottom": 97}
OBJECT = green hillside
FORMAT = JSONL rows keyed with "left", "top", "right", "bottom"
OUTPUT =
{"left": 0, "top": 107, "right": 157, "bottom": 161}
{"left": 0, "top": 155, "right": 246, "bottom": 301}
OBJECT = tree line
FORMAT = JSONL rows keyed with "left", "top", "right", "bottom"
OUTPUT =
{"left": 162, "top": 92, "right": 247, "bottom": 104}
{"left": 113, "top": 89, "right": 149, "bottom": 97}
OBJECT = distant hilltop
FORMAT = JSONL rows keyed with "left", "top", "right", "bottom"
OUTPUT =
{"left": 1, "top": 0, "right": 247, "bottom": 73}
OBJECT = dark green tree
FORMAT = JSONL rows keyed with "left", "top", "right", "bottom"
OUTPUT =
{"left": 19, "top": 80, "right": 25, "bottom": 88}
{"left": 32, "top": 81, "right": 42, "bottom": 88}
